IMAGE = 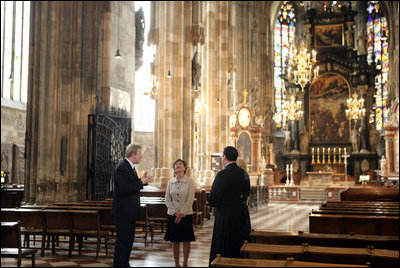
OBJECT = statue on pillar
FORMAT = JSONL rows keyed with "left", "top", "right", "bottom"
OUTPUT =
{"left": 351, "top": 128, "right": 360, "bottom": 152}
{"left": 368, "top": 124, "right": 380, "bottom": 153}
{"left": 357, "top": 32, "right": 367, "bottom": 55}
{"left": 192, "top": 51, "right": 201, "bottom": 90}
{"left": 300, "top": 127, "right": 311, "bottom": 154}
{"left": 284, "top": 130, "right": 291, "bottom": 153}
{"left": 345, "top": 22, "right": 354, "bottom": 48}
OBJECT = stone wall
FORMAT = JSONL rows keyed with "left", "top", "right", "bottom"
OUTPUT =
{"left": 1, "top": 103, "right": 26, "bottom": 145}
{"left": 1, "top": 102, "right": 26, "bottom": 185}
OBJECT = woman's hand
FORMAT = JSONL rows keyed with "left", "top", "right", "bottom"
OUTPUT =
{"left": 174, "top": 211, "right": 184, "bottom": 223}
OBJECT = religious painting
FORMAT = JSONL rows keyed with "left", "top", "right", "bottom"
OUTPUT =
{"left": 315, "top": 24, "right": 344, "bottom": 48}
{"left": 237, "top": 131, "right": 252, "bottom": 167}
{"left": 309, "top": 73, "right": 350, "bottom": 144}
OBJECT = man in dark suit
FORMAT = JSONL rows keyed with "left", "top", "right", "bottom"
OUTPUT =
{"left": 112, "top": 144, "right": 152, "bottom": 267}
{"left": 208, "top": 146, "right": 251, "bottom": 266}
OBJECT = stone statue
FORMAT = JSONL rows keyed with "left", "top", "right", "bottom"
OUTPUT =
{"left": 300, "top": 127, "right": 311, "bottom": 153}
{"left": 380, "top": 155, "right": 387, "bottom": 174}
{"left": 192, "top": 51, "right": 201, "bottom": 89}
{"left": 304, "top": 24, "right": 313, "bottom": 49}
{"left": 284, "top": 130, "right": 291, "bottom": 152}
{"left": 357, "top": 33, "right": 367, "bottom": 55}
{"left": 259, "top": 156, "right": 266, "bottom": 171}
{"left": 345, "top": 22, "right": 354, "bottom": 48}
{"left": 351, "top": 128, "right": 360, "bottom": 152}
{"left": 135, "top": 7, "right": 145, "bottom": 57}
{"left": 369, "top": 124, "right": 380, "bottom": 152}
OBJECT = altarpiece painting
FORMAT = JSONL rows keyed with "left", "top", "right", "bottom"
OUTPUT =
{"left": 309, "top": 73, "right": 350, "bottom": 143}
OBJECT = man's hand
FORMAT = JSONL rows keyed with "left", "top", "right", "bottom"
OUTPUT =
{"left": 140, "top": 171, "right": 153, "bottom": 184}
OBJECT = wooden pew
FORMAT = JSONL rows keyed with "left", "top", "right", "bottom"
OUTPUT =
{"left": 250, "top": 230, "right": 399, "bottom": 250}
{"left": 340, "top": 187, "right": 399, "bottom": 202}
{"left": 42, "top": 209, "right": 73, "bottom": 257}
{"left": 250, "top": 230, "right": 301, "bottom": 245}
{"left": 309, "top": 213, "right": 399, "bottom": 236}
{"left": 1, "top": 221, "right": 38, "bottom": 267}
{"left": 241, "top": 241, "right": 399, "bottom": 267}
{"left": 70, "top": 210, "right": 108, "bottom": 258}
{"left": 211, "top": 255, "right": 369, "bottom": 267}
{"left": 311, "top": 209, "right": 399, "bottom": 216}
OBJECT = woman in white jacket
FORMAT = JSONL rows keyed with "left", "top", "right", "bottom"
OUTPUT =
{"left": 164, "top": 159, "right": 196, "bottom": 267}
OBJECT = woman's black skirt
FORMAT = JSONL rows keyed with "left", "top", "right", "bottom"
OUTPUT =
{"left": 164, "top": 214, "right": 196, "bottom": 242}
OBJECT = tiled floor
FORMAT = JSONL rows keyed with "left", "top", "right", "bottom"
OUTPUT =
{"left": 1, "top": 201, "right": 321, "bottom": 267}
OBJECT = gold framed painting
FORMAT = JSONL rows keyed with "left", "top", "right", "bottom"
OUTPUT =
{"left": 309, "top": 72, "right": 350, "bottom": 144}
{"left": 236, "top": 130, "right": 253, "bottom": 167}
{"left": 314, "top": 24, "right": 344, "bottom": 48}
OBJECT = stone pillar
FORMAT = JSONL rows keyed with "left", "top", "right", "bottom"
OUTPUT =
{"left": 151, "top": 2, "right": 195, "bottom": 187}
{"left": 383, "top": 127, "right": 397, "bottom": 176}
{"left": 25, "top": 1, "right": 110, "bottom": 204}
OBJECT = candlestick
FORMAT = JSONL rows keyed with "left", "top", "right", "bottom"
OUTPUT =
{"left": 338, "top": 148, "right": 342, "bottom": 164}
{"left": 311, "top": 147, "right": 315, "bottom": 164}
{"left": 317, "top": 147, "right": 321, "bottom": 164}
{"left": 286, "top": 164, "right": 289, "bottom": 186}
{"left": 333, "top": 147, "right": 337, "bottom": 164}
{"left": 322, "top": 147, "right": 326, "bottom": 164}
{"left": 327, "top": 148, "right": 331, "bottom": 164}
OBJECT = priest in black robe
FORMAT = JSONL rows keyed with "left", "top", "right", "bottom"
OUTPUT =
{"left": 208, "top": 146, "right": 251, "bottom": 266}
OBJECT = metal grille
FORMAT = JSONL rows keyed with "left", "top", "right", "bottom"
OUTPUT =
{"left": 87, "top": 108, "right": 131, "bottom": 200}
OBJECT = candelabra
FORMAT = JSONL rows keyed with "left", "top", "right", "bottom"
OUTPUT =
{"left": 345, "top": 93, "right": 366, "bottom": 120}
{"left": 286, "top": 44, "right": 319, "bottom": 91}
{"left": 282, "top": 95, "right": 303, "bottom": 121}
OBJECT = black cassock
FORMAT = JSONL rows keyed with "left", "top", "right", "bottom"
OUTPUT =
{"left": 208, "top": 162, "right": 251, "bottom": 266}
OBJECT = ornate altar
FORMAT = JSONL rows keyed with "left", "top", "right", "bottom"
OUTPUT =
{"left": 281, "top": 4, "right": 380, "bottom": 183}
{"left": 230, "top": 91, "right": 263, "bottom": 175}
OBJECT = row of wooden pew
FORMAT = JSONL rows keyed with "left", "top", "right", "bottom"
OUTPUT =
{"left": 211, "top": 230, "right": 399, "bottom": 267}
{"left": 309, "top": 200, "right": 399, "bottom": 236}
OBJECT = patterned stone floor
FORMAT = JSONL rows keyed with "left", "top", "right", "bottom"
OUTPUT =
{"left": 1, "top": 201, "right": 320, "bottom": 267}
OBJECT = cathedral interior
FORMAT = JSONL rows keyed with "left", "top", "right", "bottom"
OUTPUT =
{"left": 1, "top": 1, "right": 399, "bottom": 267}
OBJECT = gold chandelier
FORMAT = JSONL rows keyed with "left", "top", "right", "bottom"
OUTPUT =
{"left": 345, "top": 93, "right": 366, "bottom": 120}
{"left": 282, "top": 95, "right": 303, "bottom": 121}
{"left": 287, "top": 45, "right": 319, "bottom": 90}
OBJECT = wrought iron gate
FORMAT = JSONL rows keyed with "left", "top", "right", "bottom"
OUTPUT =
{"left": 87, "top": 109, "right": 131, "bottom": 200}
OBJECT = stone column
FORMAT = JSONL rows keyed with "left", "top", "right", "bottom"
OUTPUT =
{"left": 25, "top": 1, "right": 110, "bottom": 204}
{"left": 151, "top": 2, "right": 195, "bottom": 187}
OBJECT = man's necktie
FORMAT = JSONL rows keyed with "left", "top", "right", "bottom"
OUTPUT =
{"left": 133, "top": 166, "right": 138, "bottom": 177}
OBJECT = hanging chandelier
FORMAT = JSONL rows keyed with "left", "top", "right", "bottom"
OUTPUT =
{"left": 287, "top": 45, "right": 319, "bottom": 91}
{"left": 282, "top": 95, "right": 303, "bottom": 121}
{"left": 345, "top": 93, "right": 366, "bottom": 120}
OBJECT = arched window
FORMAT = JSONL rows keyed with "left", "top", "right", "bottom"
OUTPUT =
{"left": 1, "top": 1, "right": 30, "bottom": 105}
{"left": 273, "top": 1, "right": 296, "bottom": 128}
{"left": 366, "top": 1, "right": 389, "bottom": 130}
{"left": 134, "top": 1, "right": 155, "bottom": 132}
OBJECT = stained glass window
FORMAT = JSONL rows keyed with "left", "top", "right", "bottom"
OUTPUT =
{"left": 273, "top": 1, "right": 296, "bottom": 128}
{"left": 366, "top": 1, "right": 389, "bottom": 130}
